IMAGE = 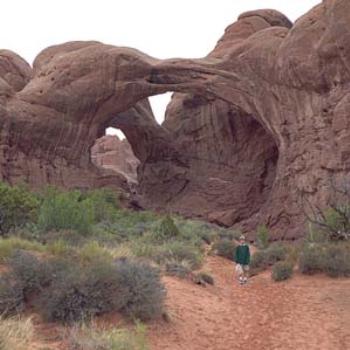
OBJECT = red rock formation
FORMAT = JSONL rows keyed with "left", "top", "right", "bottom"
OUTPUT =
{"left": 91, "top": 135, "right": 139, "bottom": 185}
{"left": 0, "top": 0, "right": 349, "bottom": 238}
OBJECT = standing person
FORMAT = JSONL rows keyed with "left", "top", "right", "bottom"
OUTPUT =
{"left": 234, "top": 235, "right": 250, "bottom": 285}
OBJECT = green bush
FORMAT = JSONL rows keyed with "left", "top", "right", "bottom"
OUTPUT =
{"left": 272, "top": 261, "right": 294, "bottom": 282}
{"left": 7, "top": 250, "right": 50, "bottom": 297}
{"left": 250, "top": 243, "right": 288, "bottom": 270}
{"left": 299, "top": 243, "right": 325, "bottom": 275}
{"left": 80, "top": 189, "right": 120, "bottom": 223}
{"left": 174, "top": 219, "right": 218, "bottom": 244}
{"left": 256, "top": 224, "right": 269, "bottom": 249}
{"left": 114, "top": 259, "right": 166, "bottom": 320}
{"left": 323, "top": 243, "right": 350, "bottom": 277}
{"left": 154, "top": 241, "right": 203, "bottom": 269}
{"left": 40, "top": 258, "right": 165, "bottom": 323}
{"left": 38, "top": 189, "right": 95, "bottom": 234}
{"left": 299, "top": 243, "right": 350, "bottom": 277}
{"left": 212, "top": 239, "right": 236, "bottom": 260}
{"left": 152, "top": 215, "right": 180, "bottom": 242}
{"left": 0, "top": 274, "right": 24, "bottom": 316}
{"left": 0, "top": 182, "right": 39, "bottom": 233}
{"left": 40, "top": 261, "right": 126, "bottom": 323}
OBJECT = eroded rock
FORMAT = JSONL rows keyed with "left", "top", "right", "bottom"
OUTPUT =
{"left": 0, "top": 0, "right": 349, "bottom": 239}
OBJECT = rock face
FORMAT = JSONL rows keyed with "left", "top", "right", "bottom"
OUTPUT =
{"left": 0, "top": 0, "right": 349, "bottom": 239}
{"left": 91, "top": 135, "right": 139, "bottom": 185}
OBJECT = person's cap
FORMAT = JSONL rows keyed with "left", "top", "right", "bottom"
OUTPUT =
{"left": 239, "top": 235, "right": 246, "bottom": 240}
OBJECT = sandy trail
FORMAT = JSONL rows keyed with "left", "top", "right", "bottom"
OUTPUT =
{"left": 149, "top": 256, "right": 350, "bottom": 350}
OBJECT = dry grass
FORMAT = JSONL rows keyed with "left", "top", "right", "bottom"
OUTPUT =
{"left": 66, "top": 322, "right": 148, "bottom": 350}
{"left": 0, "top": 316, "right": 34, "bottom": 350}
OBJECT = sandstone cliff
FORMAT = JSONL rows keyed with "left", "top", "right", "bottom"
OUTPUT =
{"left": 0, "top": 0, "right": 349, "bottom": 238}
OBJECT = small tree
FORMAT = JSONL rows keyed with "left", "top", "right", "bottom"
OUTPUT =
{"left": 300, "top": 178, "right": 350, "bottom": 241}
{"left": 153, "top": 215, "right": 180, "bottom": 242}
{"left": 256, "top": 224, "right": 269, "bottom": 249}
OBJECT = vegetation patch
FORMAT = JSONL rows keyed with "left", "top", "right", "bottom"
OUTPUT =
{"left": 0, "top": 316, "right": 34, "bottom": 350}
{"left": 299, "top": 242, "right": 350, "bottom": 277}
{"left": 272, "top": 261, "right": 294, "bottom": 282}
{"left": 212, "top": 239, "right": 236, "bottom": 260}
{"left": 66, "top": 322, "right": 148, "bottom": 350}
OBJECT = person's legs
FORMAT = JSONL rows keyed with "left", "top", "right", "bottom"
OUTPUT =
{"left": 242, "top": 265, "right": 249, "bottom": 283}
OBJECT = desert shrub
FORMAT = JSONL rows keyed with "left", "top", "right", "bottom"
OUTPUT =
{"left": 154, "top": 241, "right": 203, "bottom": 269}
{"left": 0, "top": 316, "right": 34, "bottom": 350}
{"left": 174, "top": 219, "right": 218, "bottom": 244}
{"left": 0, "top": 237, "right": 45, "bottom": 262}
{"left": 323, "top": 243, "right": 350, "bottom": 277}
{"left": 250, "top": 250, "right": 267, "bottom": 269}
{"left": 80, "top": 189, "right": 120, "bottom": 223}
{"left": 7, "top": 250, "right": 50, "bottom": 296}
{"left": 40, "top": 261, "right": 126, "bottom": 323}
{"left": 152, "top": 215, "right": 180, "bottom": 242}
{"left": 77, "top": 241, "right": 113, "bottom": 265}
{"left": 165, "top": 260, "right": 191, "bottom": 278}
{"left": 66, "top": 322, "right": 148, "bottom": 350}
{"left": 113, "top": 259, "right": 166, "bottom": 320}
{"left": 250, "top": 243, "right": 288, "bottom": 270}
{"left": 300, "top": 242, "right": 350, "bottom": 277}
{"left": 266, "top": 243, "right": 288, "bottom": 263}
{"left": 212, "top": 239, "right": 236, "bottom": 260}
{"left": 272, "top": 261, "right": 294, "bottom": 282}
{"left": 38, "top": 189, "right": 95, "bottom": 234}
{"left": 256, "top": 224, "right": 269, "bottom": 249}
{"left": 0, "top": 274, "right": 24, "bottom": 316}
{"left": 194, "top": 272, "right": 214, "bottom": 285}
{"left": 299, "top": 243, "right": 325, "bottom": 275}
{"left": 0, "top": 182, "right": 39, "bottom": 233}
{"left": 40, "top": 258, "right": 165, "bottom": 323}
{"left": 217, "top": 229, "right": 242, "bottom": 241}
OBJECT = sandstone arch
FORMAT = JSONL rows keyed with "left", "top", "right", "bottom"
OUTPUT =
{"left": 0, "top": 0, "right": 349, "bottom": 238}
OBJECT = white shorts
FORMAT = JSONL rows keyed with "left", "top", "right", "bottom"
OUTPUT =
{"left": 235, "top": 264, "right": 249, "bottom": 275}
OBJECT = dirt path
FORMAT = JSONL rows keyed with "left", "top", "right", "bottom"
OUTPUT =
{"left": 148, "top": 256, "right": 350, "bottom": 350}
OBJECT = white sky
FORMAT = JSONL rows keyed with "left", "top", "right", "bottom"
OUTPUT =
{"left": 1, "top": 0, "right": 320, "bottom": 138}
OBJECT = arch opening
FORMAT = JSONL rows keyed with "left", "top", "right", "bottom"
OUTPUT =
{"left": 90, "top": 127, "right": 140, "bottom": 187}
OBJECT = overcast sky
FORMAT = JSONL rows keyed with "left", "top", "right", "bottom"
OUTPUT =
{"left": 1, "top": 0, "right": 320, "bottom": 137}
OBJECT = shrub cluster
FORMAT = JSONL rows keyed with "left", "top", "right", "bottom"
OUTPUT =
{"left": 0, "top": 182, "right": 39, "bottom": 233}
{"left": 38, "top": 189, "right": 95, "bottom": 234}
{"left": 0, "top": 274, "right": 24, "bottom": 316}
{"left": 212, "top": 239, "right": 236, "bottom": 260}
{"left": 250, "top": 243, "right": 288, "bottom": 270}
{"left": 1, "top": 250, "right": 166, "bottom": 323}
{"left": 272, "top": 261, "right": 294, "bottom": 282}
{"left": 299, "top": 242, "right": 350, "bottom": 277}
{"left": 152, "top": 215, "right": 180, "bottom": 242}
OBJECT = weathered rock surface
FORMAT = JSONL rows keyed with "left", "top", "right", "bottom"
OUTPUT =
{"left": 0, "top": 0, "right": 349, "bottom": 239}
{"left": 91, "top": 135, "right": 139, "bottom": 184}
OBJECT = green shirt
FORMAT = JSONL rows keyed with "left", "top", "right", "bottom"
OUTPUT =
{"left": 234, "top": 244, "right": 250, "bottom": 265}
